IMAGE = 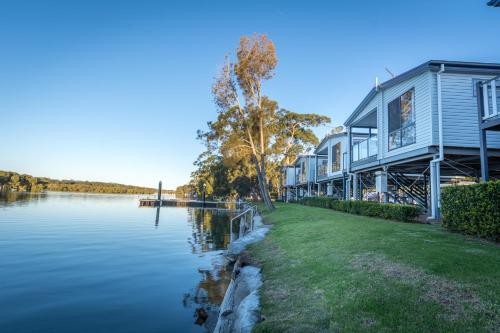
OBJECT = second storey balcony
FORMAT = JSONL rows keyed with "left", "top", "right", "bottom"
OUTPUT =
{"left": 348, "top": 106, "right": 378, "bottom": 167}
{"left": 352, "top": 133, "right": 378, "bottom": 163}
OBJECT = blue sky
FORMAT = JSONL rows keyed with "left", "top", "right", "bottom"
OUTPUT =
{"left": 1, "top": 0, "right": 499, "bottom": 189}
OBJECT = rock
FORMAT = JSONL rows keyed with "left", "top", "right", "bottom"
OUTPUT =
{"left": 194, "top": 307, "right": 208, "bottom": 325}
{"left": 214, "top": 214, "right": 268, "bottom": 333}
{"left": 233, "top": 291, "right": 261, "bottom": 333}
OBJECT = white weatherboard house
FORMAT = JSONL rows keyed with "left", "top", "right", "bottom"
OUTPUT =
{"left": 280, "top": 155, "right": 316, "bottom": 200}
{"left": 314, "top": 132, "right": 349, "bottom": 198}
{"left": 280, "top": 165, "right": 296, "bottom": 201}
{"left": 343, "top": 60, "right": 500, "bottom": 218}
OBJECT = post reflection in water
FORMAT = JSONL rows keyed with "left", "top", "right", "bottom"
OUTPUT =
{"left": 182, "top": 208, "right": 234, "bottom": 331}
{"left": 155, "top": 206, "right": 160, "bottom": 227}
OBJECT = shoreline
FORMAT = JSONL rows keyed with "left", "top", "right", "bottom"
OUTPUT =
{"left": 214, "top": 213, "right": 270, "bottom": 333}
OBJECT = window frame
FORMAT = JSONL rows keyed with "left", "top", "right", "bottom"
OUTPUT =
{"left": 388, "top": 89, "right": 416, "bottom": 151}
{"left": 331, "top": 143, "right": 341, "bottom": 172}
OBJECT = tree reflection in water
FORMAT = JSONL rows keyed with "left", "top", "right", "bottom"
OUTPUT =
{"left": 0, "top": 191, "right": 46, "bottom": 206}
{"left": 183, "top": 208, "right": 235, "bottom": 331}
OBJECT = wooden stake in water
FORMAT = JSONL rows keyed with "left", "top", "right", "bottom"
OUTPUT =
{"left": 157, "top": 181, "right": 162, "bottom": 206}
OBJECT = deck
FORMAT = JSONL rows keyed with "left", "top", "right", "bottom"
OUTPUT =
{"left": 139, "top": 198, "right": 242, "bottom": 209}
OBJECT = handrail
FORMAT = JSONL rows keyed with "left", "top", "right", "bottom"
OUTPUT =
{"left": 230, "top": 207, "right": 253, "bottom": 222}
{"left": 230, "top": 205, "right": 258, "bottom": 242}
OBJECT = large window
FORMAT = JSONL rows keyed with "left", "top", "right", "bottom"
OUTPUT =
{"left": 388, "top": 89, "right": 415, "bottom": 150}
{"left": 317, "top": 156, "right": 328, "bottom": 178}
{"left": 331, "top": 143, "right": 341, "bottom": 172}
{"left": 299, "top": 160, "right": 307, "bottom": 182}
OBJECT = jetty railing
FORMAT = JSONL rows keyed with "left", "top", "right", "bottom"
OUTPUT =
{"left": 230, "top": 205, "right": 258, "bottom": 242}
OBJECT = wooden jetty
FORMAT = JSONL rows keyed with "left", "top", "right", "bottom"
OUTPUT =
{"left": 139, "top": 198, "right": 242, "bottom": 209}
{"left": 140, "top": 181, "right": 241, "bottom": 209}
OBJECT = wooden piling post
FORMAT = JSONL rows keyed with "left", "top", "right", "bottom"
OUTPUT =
{"left": 157, "top": 181, "right": 162, "bottom": 206}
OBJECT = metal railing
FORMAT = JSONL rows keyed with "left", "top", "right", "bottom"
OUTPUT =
{"left": 479, "top": 77, "right": 499, "bottom": 120}
{"left": 230, "top": 205, "right": 258, "bottom": 242}
{"left": 352, "top": 135, "right": 377, "bottom": 162}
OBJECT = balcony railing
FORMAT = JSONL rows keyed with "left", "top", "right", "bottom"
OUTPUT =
{"left": 316, "top": 157, "right": 328, "bottom": 179}
{"left": 479, "top": 79, "right": 499, "bottom": 120}
{"left": 352, "top": 135, "right": 377, "bottom": 162}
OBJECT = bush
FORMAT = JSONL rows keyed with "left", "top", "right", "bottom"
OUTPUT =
{"left": 441, "top": 180, "right": 500, "bottom": 241}
{"left": 297, "top": 197, "right": 422, "bottom": 222}
{"left": 302, "top": 197, "right": 331, "bottom": 208}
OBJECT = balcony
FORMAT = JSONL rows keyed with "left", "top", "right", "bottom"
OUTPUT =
{"left": 316, "top": 156, "right": 328, "bottom": 181}
{"left": 479, "top": 78, "right": 499, "bottom": 121}
{"left": 352, "top": 134, "right": 377, "bottom": 163}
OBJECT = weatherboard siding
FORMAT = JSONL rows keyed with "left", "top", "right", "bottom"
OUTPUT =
{"left": 381, "top": 71, "right": 433, "bottom": 159}
{"left": 441, "top": 73, "right": 500, "bottom": 148}
{"left": 348, "top": 71, "right": 434, "bottom": 162}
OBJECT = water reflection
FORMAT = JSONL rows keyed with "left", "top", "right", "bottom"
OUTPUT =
{"left": 0, "top": 193, "right": 237, "bottom": 332}
{"left": 182, "top": 208, "right": 235, "bottom": 331}
{"left": 0, "top": 191, "right": 47, "bottom": 206}
{"left": 155, "top": 207, "right": 160, "bottom": 227}
{"left": 188, "top": 209, "right": 233, "bottom": 253}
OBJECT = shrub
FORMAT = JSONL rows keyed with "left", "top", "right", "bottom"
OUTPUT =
{"left": 302, "top": 197, "right": 331, "bottom": 208}
{"left": 297, "top": 197, "right": 422, "bottom": 222}
{"left": 441, "top": 180, "right": 500, "bottom": 242}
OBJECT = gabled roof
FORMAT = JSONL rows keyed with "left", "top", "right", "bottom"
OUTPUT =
{"left": 344, "top": 60, "right": 500, "bottom": 126}
{"left": 314, "top": 132, "right": 347, "bottom": 154}
{"left": 291, "top": 154, "right": 315, "bottom": 166}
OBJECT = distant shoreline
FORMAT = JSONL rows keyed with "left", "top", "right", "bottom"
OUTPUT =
{"left": 0, "top": 170, "right": 172, "bottom": 195}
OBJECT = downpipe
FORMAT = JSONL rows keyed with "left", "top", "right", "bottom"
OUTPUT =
{"left": 429, "top": 64, "right": 445, "bottom": 220}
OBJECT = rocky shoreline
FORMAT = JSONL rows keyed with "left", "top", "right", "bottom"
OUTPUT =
{"left": 213, "top": 215, "right": 270, "bottom": 333}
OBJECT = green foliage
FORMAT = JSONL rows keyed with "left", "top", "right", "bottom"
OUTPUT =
{"left": 300, "top": 197, "right": 422, "bottom": 222}
{"left": 441, "top": 180, "right": 500, "bottom": 241}
{"left": 0, "top": 170, "right": 156, "bottom": 194}
{"left": 201, "top": 34, "right": 331, "bottom": 206}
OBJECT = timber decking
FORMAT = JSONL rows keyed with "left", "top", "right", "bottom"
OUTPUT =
{"left": 139, "top": 199, "right": 241, "bottom": 209}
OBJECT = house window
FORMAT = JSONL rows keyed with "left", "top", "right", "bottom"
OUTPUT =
{"left": 300, "top": 160, "right": 307, "bottom": 182}
{"left": 388, "top": 89, "right": 416, "bottom": 150}
{"left": 331, "top": 143, "right": 341, "bottom": 172}
{"left": 317, "top": 157, "right": 328, "bottom": 177}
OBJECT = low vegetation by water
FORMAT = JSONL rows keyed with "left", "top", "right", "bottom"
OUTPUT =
{"left": 249, "top": 203, "right": 500, "bottom": 332}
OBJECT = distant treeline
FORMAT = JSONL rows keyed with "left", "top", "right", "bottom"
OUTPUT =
{"left": 0, "top": 170, "right": 157, "bottom": 194}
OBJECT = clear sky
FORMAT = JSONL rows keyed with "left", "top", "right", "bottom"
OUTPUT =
{"left": 1, "top": 0, "right": 499, "bottom": 189}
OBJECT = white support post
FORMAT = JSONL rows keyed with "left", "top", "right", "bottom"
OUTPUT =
{"left": 430, "top": 161, "right": 439, "bottom": 219}
{"left": 327, "top": 182, "right": 333, "bottom": 196}
{"left": 483, "top": 84, "right": 490, "bottom": 118}
{"left": 352, "top": 173, "right": 358, "bottom": 200}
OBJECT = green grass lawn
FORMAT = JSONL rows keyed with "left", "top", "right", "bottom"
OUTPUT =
{"left": 249, "top": 203, "right": 500, "bottom": 333}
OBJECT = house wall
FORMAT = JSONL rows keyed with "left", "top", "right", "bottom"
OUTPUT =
{"left": 330, "top": 135, "right": 348, "bottom": 177}
{"left": 441, "top": 73, "right": 500, "bottom": 148}
{"left": 315, "top": 134, "right": 348, "bottom": 180}
{"left": 347, "top": 71, "right": 434, "bottom": 162}
{"left": 286, "top": 168, "right": 295, "bottom": 186}
{"left": 307, "top": 157, "right": 316, "bottom": 182}
{"left": 380, "top": 71, "right": 434, "bottom": 159}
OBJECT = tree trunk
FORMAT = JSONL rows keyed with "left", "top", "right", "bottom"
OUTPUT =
{"left": 259, "top": 153, "right": 274, "bottom": 211}
{"left": 252, "top": 155, "right": 274, "bottom": 211}
{"left": 260, "top": 154, "right": 274, "bottom": 209}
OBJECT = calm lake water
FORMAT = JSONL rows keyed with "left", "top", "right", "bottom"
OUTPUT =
{"left": 0, "top": 192, "right": 236, "bottom": 333}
